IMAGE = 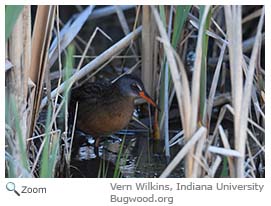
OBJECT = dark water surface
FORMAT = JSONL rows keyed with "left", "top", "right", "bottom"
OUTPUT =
{"left": 70, "top": 130, "right": 184, "bottom": 178}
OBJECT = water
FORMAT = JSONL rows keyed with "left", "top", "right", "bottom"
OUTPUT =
{"left": 69, "top": 130, "right": 184, "bottom": 178}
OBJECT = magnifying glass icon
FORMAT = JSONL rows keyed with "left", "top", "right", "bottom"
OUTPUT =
{"left": 6, "top": 182, "right": 20, "bottom": 196}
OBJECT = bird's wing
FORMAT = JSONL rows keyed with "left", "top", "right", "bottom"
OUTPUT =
{"left": 70, "top": 80, "right": 111, "bottom": 104}
{"left": 69, "top": 81, "right": 108, "bottom": 124}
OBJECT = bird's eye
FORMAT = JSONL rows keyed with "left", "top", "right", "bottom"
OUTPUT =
{"left": 131, "top": 83, "right": 142, "bottom": 92}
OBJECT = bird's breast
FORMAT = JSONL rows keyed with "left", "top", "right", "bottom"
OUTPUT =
{"left": 76, "top": 96, "right": 135, "bottom": 136}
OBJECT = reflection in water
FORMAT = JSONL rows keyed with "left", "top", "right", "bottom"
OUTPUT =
{"left": 70, "top": 130, "right": 184, "bottom": 178}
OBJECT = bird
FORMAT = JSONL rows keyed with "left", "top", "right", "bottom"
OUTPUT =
{"left": 69, "top": 74, "right": 158, "bottom": 156}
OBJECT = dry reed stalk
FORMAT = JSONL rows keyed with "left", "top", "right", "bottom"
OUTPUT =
{"left": 224, "top": 6, "right": 243, "bottom": 177}
{"left": 245, "top": 143, "right": 256, "bottom": 178}
{"left": 191, "top": 136, "right": 205, "bottom": 177}
{"left": 115, "top": 5, "right": 139, "bottom": 63}
{"left": 242, "top": 8, "right": 263, "bottom": 24}
{"left": 142, "top": 5, "right": 157, "bottom": 97}
{"left": 49, "top": 6, "right": 95, "bottom": 69}
{"left": 225, "top": 6, "right": 264, "bottom": 177}
{"left": 206, "top": 43, "right": 227, "bottom": 127}
{"left": 247, "top": 129, "right": 265, "bottom": 152}
{"left": 163, "top": 5, "right": 175, "bottom": 159}
{"left": 151, "top": 5, "right": 194, "bottom": 176}
{"left": 115, "top": 5, "right": 130, "bottom": 36}
{"left": 188, "top": 6, "right": 210, "bottom": 177}
{"left": 90, "top": 5, "right": 134, "bottom": 20}
{"left": 64, "top": 27, "right": 113, "bottom": 90}
{"left": 76, "top": 27, "right": 112, "bottom": 72}
{"left": 7, "top": 6, "right": 31, "bottom": 142}
{"left": 40, "top": 26, "right": 142, "bottom": 109}
{"left": 237, "top": 8, "right": 264, "bottom": 177}
{"left": 208, "top": 146, "right": 241, "bottom": 157}
{"left": 151, "top": 6, "right": 189, "bottom": 133}
{"left": 160, "top": 126, "right": 207, "bottom": 178}
{"left": 218, "top": 125, "right": 235, "bottom": 177}
{"left": 211, "top": 104, "right": 264, "bottom": 145}
{"left": 189, "top": 15, "right": 226, "bottom": 45}
{"left": 29, "top": 6, "right": 56, "bottom": 138}
{"left": 210, "top": 101, "right": 264, "bottom": 177}
{"left": 208, "top": 156, "right": 222, "bottom": 177}
{"left": 169, "top": 130, "right": 184, "bottom": 147}
{"left": 50, "top": 6, "right": 63, "bottom": 132}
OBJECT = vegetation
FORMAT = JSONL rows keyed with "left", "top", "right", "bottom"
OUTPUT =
{"left": 5, "top": 5, "right": 265, "bottom": 178}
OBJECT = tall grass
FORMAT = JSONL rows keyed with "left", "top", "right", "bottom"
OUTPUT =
{"left": 6, "top": 5, "right": 143, "bottom": 178}
{"left": 152, "top": 5, "right": 264, "bottom": 177}
{"left": 5, "top": 5, "right": 265, "bottom": 178}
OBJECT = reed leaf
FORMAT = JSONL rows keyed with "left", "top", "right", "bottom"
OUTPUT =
{"left": 171, "top": 5, "right": 191, "bottom": 48}
{"left": 113, "top": 135, "right": 126, "bottom": 178}
{"left": 199, "top": 6, "right": 212, "bottom": 123}
{"left": 40, "top": 105, "right": 52, "bottom": 178}
{"left": 5, "top": 5, "right": 23, "bottom": 41}
{"left": 158, "top": 5, "right": 166, "bottom": 26}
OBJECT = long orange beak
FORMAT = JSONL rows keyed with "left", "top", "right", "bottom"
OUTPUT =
{"left": 139, "top": 91, "right": 159, "bottom": 110}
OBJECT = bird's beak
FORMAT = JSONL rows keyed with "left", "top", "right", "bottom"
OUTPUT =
{"left": 139, "top": 91, "right": 160, "bottom": 110}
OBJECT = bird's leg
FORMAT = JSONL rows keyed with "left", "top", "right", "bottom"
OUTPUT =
{"left": 94, "top": 137, "right": 100, "bottom": 157}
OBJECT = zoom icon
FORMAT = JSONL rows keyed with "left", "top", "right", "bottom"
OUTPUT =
{"left": 6, "top": 182, "right": 20, "bottom": 196}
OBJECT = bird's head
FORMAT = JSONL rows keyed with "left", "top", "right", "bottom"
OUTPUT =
{"left": 114, "top": 74, "right": 159, "bottom": 109}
